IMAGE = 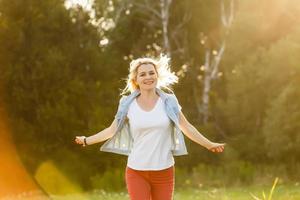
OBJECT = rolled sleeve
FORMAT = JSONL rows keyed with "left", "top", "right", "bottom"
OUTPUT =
{"left": 170, "top": 93, "right": 182, "bottom": 112}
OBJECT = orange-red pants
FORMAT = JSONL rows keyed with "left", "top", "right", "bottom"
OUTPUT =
{"left": 125, "top": 165, "right": 175, "bottom": 200}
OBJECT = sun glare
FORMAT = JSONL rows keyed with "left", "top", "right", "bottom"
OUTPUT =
{"left": 64, "top": 0, "right": 94, "bottom": 11}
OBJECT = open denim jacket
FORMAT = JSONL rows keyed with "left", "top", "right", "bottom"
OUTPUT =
{"left": 100, "top": 87, "right": 188, "bottom": 156}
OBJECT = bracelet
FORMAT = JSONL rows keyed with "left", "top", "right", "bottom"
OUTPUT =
{"left": 84, "top": 137, "right": 88, "bottom": 146}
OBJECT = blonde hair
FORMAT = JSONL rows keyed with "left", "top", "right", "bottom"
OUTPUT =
{"left": 121, "top": 54, "right": 179, "bottom": 95}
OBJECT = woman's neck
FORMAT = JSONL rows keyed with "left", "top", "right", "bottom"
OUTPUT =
{"left": 138, "top": 88, "right": 159, "bottom": 101}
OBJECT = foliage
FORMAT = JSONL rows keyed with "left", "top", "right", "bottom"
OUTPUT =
{"left": 0, "top": 0, "right": 300, "bottom": 192}
{"left": 34, "top": 160, "right": 83, "bottom": 195}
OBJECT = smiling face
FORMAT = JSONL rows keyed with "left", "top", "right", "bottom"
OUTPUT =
{"left": 135, "top": 63, "right": 158, "bottom": 91}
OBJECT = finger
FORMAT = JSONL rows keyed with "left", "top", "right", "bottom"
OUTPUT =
{"left": 75, "top": 139, "right": 82, "bottom": 144}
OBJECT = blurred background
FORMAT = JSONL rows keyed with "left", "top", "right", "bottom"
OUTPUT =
{"left": 0, "top": 0, "right": 299, "bottom": 199}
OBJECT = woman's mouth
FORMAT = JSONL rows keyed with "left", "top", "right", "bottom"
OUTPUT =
{"left": 144, "top": 81, "right": 154, "bottom": 85}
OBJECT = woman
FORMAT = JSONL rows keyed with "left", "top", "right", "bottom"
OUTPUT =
{"left": 74, "top": 54, "right": 225, "bottom": 200}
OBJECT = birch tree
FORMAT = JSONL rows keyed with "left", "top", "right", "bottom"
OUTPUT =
{"left": 200, "top": 0, "right": 234, "bottom": 124}
{"left": 132, "top": 0, "right": 190, "bottom": 59}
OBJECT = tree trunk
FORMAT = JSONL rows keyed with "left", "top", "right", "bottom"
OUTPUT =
{"left": 200, "top": 0, "right": 234, "bottom": 124}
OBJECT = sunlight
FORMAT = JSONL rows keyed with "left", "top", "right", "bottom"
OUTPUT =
{"left": 0, "top": 92, "right": 45, "bottom": 198}
{"left": 64, "top": 0, "right": 94, "bottom": 11}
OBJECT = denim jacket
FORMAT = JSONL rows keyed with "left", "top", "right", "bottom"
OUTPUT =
{"left": 100, "top": 87, "right": 188, "bottom": 156}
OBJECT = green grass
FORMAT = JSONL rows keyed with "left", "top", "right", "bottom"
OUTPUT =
{"left": 47, "top": 184, "right": 300, "bottom": 200}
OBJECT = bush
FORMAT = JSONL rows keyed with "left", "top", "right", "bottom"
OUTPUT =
{"left": 34, "top": 160, "right": 83, "bottom": 195}
{"left": 90, "top": 167, "right": 126, "bottom": 192}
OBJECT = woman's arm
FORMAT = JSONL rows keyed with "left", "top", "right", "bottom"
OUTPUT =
{"left": 75, "top": 95, "right": 126, "bottom": 146}
{"left": 178, "top": 111, "right": 225, "bottom": 152}
{"left": 86, "top": 118, "right": 118, "bottom": 145}
{"left": 75, "top": 118, "right": 118, "bottom": 146}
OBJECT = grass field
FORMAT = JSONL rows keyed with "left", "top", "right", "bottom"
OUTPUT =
{"left": 48, "top": 184, "right": 300, "bottom": 200}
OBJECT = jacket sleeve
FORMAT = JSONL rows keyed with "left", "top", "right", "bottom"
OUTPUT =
{"left": 170, "top": 93, "right": 182, "bottom": 112}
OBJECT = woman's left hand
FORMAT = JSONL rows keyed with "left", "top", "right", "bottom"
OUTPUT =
{"left": 208, "top": 142, "right": 226, "bottom": 153}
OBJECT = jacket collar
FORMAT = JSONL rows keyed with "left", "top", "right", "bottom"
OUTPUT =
{"left": 126, "top": 87, "right": 169, "bottom": 103}
{"left": 120, "top": 87, "right": 179, "bottom": 127}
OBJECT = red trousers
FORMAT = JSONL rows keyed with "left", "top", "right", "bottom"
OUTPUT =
{"left": 125, "top": 165, "right": 175, "bottom": 200}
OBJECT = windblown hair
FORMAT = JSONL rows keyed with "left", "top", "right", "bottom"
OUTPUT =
{"left": 120, "top": 54, "right": 179, "bottom": 95}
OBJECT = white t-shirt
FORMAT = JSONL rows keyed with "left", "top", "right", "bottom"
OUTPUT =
{"left": 126, "top": 96, "right": 175, "bottom": 170}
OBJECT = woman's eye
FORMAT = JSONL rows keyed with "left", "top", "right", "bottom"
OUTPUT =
{"left": 139, "top": 72, "right": 154, "bottom": 77}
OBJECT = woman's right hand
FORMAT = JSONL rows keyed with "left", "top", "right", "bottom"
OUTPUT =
{"left": 75, "top": 136, "right": 86, "bottom": 147}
